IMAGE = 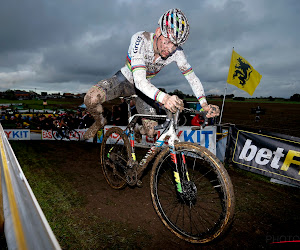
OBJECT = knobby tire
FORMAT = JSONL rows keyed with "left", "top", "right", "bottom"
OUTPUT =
{"left": 101, "top": 127, "right": 131, "bottom": 189}
{"left": 150, "top": 142, "right": 235, "bottom": 243}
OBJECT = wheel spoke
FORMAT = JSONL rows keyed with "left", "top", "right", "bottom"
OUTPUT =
{"left": 151, "top": 143, "right": 235, "bottom": 243}
{"left": 101, "top": 127, "right": 131, "bottom": 189}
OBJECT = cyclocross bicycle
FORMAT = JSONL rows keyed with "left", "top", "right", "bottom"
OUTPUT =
{"left": 100, "top": 96, "right": 235, "bottom": 244}
{"left": 52, "top": 126, "right": 81, "bottom": 141}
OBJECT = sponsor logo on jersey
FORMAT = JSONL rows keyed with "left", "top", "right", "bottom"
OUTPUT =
{"left": 133, "top": 36, "right": 142, "bottom": 53}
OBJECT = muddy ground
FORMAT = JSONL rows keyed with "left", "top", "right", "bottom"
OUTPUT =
{"left": 211, "top": 101, "right": 300, "bottom": 138}
{"left": 4, "top": 101, "right": 300, "bottom": 249}
{"left": 15, "top": 140, "right": 300, "bottom": 249}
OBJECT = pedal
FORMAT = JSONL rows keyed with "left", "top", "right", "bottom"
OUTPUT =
{"left": 137, "top": 180, "right": 143, "bottom": 188}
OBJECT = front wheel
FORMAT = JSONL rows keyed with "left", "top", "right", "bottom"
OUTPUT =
{"left": 150, "top": 142, "right": 235, "bottom": 243}
{"left": 52, "top": 128, "right": 63, "bottom": 140}
{"left": 178, "top": 113, "right": 187, "bottom": 126}
{"left": 101, "top": 127, "right": 131, "bottom": 189}
{"left": 67, "top": 128, "right": 81, "bottom": 141}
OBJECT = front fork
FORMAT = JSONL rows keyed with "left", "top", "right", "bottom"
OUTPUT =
{"left": 169, "top": 146, "right": 190, "bottom": 194}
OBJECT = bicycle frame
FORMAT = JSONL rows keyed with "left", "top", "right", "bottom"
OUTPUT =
{"left": 113, "top": 96, "right": 207, "bottom": 191}
{"left": 123, "top": 111, "right": 189, "bottom": 193}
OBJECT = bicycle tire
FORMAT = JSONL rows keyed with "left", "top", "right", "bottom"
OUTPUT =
{"left": 67, "top": 129, "right": 81, "bottom": 141}
{"left": 101, "top": 127, "right": 131, "bottom": 189}
{"left": 150, "top": 142, "right": 235, "bottom": 243}
{"left": 52, "top": 129, "right": 63, "bottom": 140}
{"left": 178, "top": 113, "right": 187, "bottom": 126}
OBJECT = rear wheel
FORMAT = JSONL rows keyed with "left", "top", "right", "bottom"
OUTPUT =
{"left": 101, "top": 127, "right": 131, "bottom": 189}
{"left": 150, "top": 142, "right": 235, "bottom": 243}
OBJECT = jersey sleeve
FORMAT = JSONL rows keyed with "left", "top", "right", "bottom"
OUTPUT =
{"left": 175, "top": 49, "right": 207, "bottom": 105}
{"left": 129, "top": 33, "right": 166, "bottom": 103}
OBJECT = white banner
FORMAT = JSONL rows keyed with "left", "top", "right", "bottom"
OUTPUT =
{"left": 41, "top": 129, "right": 87, "bottom": 141}
{"left": 3, "top": 129, "right": 31, "bottom": 140}
{"left": 100, "top": 125, "right": 217, "bottom": 154}
{"left": 4, "top": 127, "right": 216, "bottom": 154}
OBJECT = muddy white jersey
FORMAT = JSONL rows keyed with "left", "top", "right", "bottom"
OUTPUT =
{"left": 120, "top": 31, "right": 207, "bottom": 105}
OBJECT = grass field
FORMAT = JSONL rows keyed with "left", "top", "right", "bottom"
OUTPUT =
{"left": 0, "top": 98, "right": 83, "bottom": 110}
{"left": 1, "top": 97, "right": 299, "bottom": 110}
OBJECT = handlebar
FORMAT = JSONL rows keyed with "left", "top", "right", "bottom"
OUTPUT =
{"left": 153, "top": 107, "right": 209, "bottom": 130}
{"left": 184, "top": 108, "right": 209, "bottom": 130}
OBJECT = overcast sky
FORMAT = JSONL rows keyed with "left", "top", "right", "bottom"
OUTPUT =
{"left": 1, "top": 0, "right": 299, "bottom": 98}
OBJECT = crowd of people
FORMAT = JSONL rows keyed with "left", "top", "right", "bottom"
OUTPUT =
{"left": 0, "top": 99, "right": 139, "bottom": 130}
{"left": 1, "top": 98, "right": 208, "bottom": 130}
{"left": 0, "top": 109, "right": 95, "bottom": 130}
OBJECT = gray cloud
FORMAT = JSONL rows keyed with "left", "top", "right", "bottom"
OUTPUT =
{"left": 0, "top": 0, "right": 299, "bottom": 98}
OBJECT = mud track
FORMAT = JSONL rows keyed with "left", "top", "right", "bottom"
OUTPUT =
{"left": 18, "top": 140, "right": 300, "bottom": 249}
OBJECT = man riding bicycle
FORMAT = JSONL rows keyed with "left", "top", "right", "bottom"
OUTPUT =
{"left": 84, "top": 8, "right": 220, "bottom": 140}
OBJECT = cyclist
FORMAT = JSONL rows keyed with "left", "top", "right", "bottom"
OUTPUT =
{"left": 84, "top": 8, "right": 220, "bottom": 140}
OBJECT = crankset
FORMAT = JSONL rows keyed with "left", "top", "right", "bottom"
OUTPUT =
{"left": 125, "top": 161, "right": 139, "bottom": 186}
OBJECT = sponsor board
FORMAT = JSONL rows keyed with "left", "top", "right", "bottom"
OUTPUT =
{"left": 99, "top": 125, "right": 216, "bottom": 154}
{"left": 4, "top": 127, "right": 216, "bottom": 154}
{"left": 42, "top": 129, "right": 86, "bottom": 141}
{"left": 231, "top": 127, "right": 300, "bottom": 187}
{"left": 3, "top": 129, "right": 31, "bottom": 140}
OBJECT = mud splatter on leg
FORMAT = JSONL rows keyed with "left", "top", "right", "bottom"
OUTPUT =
{"left": 83, "top": 87, "right": 107, "bottom": 139}
{"left": 142, "top": 119, "right": 158, "bottom": 138}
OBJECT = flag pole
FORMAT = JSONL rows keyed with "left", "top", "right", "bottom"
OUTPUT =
{"left": 218, "top": 82, "right": 228, "bottom": 125}
{"left": 219, "top": 47, "right": 234, "bottom": 125}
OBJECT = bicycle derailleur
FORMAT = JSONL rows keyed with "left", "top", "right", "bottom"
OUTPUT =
{"left": 125, "top": 160, "right": 142, "bottom": 187}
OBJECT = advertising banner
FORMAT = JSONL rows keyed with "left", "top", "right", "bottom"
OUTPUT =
{"left": 230, "top": 126, "right": 300, "bottom": 187}
{"left": 3, "top": 129, "right": 31, "bottom": 140}
{"left": 100, "top": 125, "right": 216, "bottom": 154}
{"left": 41, "top": 129, "right": 86, "bottom": 141}
{"left": 5, "top": 126, "right": 217, "bottom": 154}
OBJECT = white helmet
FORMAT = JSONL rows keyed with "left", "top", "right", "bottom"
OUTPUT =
{"left": 158, "top": 8, "right": 190, "bottom": 46}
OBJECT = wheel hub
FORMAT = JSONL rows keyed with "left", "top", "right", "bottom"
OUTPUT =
{"left": 182, "top": 181, "right": 197, "bottom": 203}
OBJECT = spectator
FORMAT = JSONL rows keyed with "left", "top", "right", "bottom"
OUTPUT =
{"left": 78, "top": 111, "right": 94, "bottom": 129}
{"left": 74, "top": 109, "right": 83, "bottom": 128}
{"left": 130, "top": 99, "right": 137, "bottom": 116}
{"left": 15, "top": 121, "right": 23, "bottom": 129}
{"left": 37, "top": 115, "right": 52, "bottom": 130}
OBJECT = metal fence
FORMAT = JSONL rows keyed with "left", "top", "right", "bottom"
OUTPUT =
{"left": 0, "top": 124, "right": 61, "bottom": 249}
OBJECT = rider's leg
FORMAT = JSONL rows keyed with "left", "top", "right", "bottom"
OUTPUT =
{"left": 134, "top": 96, "right": 158, "bottom": 140}
{"left": 84, "top": 71, "right": 135, "bottom": 140}
{"left": 83, "top": 86, "right": 107, "bottom": 140}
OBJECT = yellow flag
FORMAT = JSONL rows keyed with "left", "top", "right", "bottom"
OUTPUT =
{"left": 227, "top": 50, "right": 262, "bottom": 96}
